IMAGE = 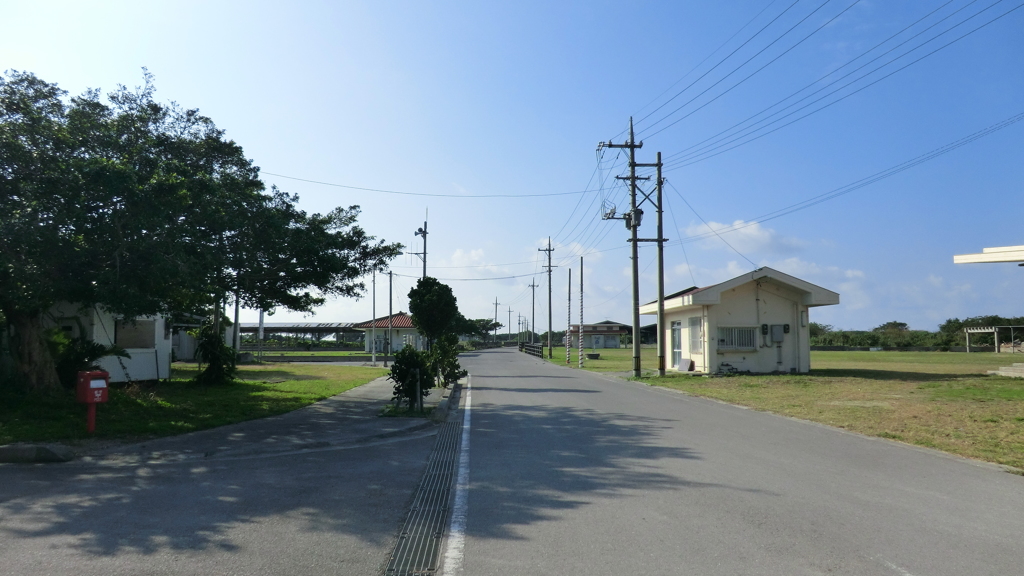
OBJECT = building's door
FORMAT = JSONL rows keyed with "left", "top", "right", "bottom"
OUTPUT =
{"left": 671, "top": 321, "right": 682, "bottom": 368}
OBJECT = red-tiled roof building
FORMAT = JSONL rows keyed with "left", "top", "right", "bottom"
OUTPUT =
{"left": 353, "top": 312, "right": 425, "bottom": 353}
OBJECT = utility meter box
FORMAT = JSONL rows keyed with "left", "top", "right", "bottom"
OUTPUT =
{"left": 770, "top": 325, "right": 785, "bottom": 343}
{"left": 76, "top": 371, "right": 110, "bottom": 404}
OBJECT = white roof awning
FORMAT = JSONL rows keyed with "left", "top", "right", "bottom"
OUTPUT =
{"left": 953, "top": 245, "right": 1024, "bottom": 264}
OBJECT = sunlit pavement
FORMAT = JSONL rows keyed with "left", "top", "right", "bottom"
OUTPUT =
{"left": 453, "top": 348, "right": 1024, "bottom": 576}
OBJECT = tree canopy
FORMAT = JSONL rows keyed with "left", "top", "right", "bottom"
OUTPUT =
{"left": 0, "top": 71, "right": 401, "bottom": 389}
{"left": 407, "top": 277, "right": 462, "bottom": 348}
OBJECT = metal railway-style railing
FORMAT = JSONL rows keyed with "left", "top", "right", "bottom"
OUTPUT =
{"left": 518, "top": 342, "right": 544, "bottom": 358}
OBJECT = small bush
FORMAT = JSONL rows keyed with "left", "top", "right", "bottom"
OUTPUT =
{"left": 431, "top": 334, "right": 467, "bottom": 387}
{"left": 388, "top": 346, "right": 435, "bottom": 409}
{"left": 192, "top": 322, "right": 236, "bottom": 386}
{"left": 46, "top": 328, "right": 130, "bottom": 388}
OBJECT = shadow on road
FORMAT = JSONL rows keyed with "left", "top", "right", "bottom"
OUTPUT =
{"left": 469, "top": 386, "right": 599, "bottom": 394}
{"left": 0, "top": 426, "right": 434, "bottom": 560}
{"left": 467, "top": 401, "right": 774, "bottom": 541}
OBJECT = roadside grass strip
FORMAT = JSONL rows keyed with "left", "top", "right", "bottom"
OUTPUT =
{"left": 546, "top": 347, "right": 661, "bottom": 372}
{"left": 251, "top": 350, "right": 371, "bottom": 357}
{"left": 636, "top": 351, "right": 1024, "bottom": 470}
{"left": 0, "top": 363, "right": 386, "bottom": 445}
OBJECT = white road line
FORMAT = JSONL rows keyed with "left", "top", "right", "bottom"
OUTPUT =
{"left": 441, "top": 375, "right": 472, "bottom": 576}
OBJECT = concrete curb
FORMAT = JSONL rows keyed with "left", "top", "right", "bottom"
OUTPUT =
{"left": 0, "top": 444, "right": 75, "bottom": 464}
{"left": 430, "top": 379, "right": 462, "bottom": 422}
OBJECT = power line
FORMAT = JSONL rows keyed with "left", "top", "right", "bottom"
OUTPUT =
{"left": 664, "top": 190, "right": 698, "bottom": 287}
{"left": 665, "top": 0, "right": 1024, "bottom": 170}
{"left": 677, "top": 110, "right": 1024, "bottom": 243}
{"left": 666, "top": 180, "right": 757, "bottom": 268}
{"left": 661, "top": 0, "right": 964, "bottom": 164}
{"left": 625, "top": 0, "right": 783, "bottom": 127}
{"left": 633, "top": 0, "right": 803, "bottom": 131}
{"left": 391, "top": 271, "right": 539, "bottom": 282}
{"left": 640, "top": 0, "right": 863, "bottom": 140}
{"left": 262, "top": 171, "right": 613, "bottom": 198}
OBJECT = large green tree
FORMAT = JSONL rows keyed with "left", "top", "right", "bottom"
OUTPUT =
{"left": 0, "top": 71, "right": 401, "bottom": 390}
{"left": 407, "top": 277, "right": 462, "bottom": 350}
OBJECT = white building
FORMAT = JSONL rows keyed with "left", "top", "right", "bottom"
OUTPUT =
{"left": 353, "top": 312, "right": 426, "bottom": 353}
{"left": 639, "top": 267, "right": 839, "bottom": 374}
{"left": 46, "top": 303, "right": 172, "bottom": 382}
{"left": 567, "top": 321, "right": 629, "bottom": 349}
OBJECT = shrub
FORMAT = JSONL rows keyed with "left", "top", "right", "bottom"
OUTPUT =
{"left": 46, "top": 328, "right": 130, "bottom": 388}
{"left": 431, "top": 334, "right": 467, "bottom": 387}
{"left": 388, "top": 345, "right": 435, "bottom": 410}
{"left": 192, "top": 322, "right": 236, "bottom": 386}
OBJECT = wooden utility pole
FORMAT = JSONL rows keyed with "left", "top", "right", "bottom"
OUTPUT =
{"left": 412, "top": 209, "right": 428, "bottom": 279}
{"left": 539, "top": 238, "right": 556, "bottom": 358}
{"left": 386, "top": 270, "right": 392, "bottom": 367}
{"left": 602, "top": 118, "right": 644, "bottom": 378}
{"left": 371, "top": 271, "right": 376, "bottom": 366}
{"left": 493, "top": 297, "right": 500, "bottom": 342}
{"left": 656, "top": 154, "right": 666, "bottom": 376}
{"left": 566, "top": 268, "right": 572, "bottom": 365}
{"left": 529, "top": 279, "right": 539, "bottom": 344}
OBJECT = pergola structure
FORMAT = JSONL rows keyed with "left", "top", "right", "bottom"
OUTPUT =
{"left": 964, "top": 326, "right": 1024, "bottom": 353}
{"left": 954, "top": 245, "right": 1024, "bottom": 353}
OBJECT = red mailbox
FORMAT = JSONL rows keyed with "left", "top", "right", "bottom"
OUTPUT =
{"left": 76, "top": 370, "right": 109, "bottom": 433}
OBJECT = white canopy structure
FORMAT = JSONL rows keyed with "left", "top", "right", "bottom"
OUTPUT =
{"left": 953, "top": 245, "right": 1024, "bottom": 264}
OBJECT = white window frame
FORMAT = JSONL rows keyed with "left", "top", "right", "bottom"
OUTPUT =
{"left": 670, "top": 321, "right": 682, "bottom": 368}
{"left": 717, "top": 326, "right": 757, "bottom": 351}
{"left": 688, "top": 316, "right": 703, "bottom": 353}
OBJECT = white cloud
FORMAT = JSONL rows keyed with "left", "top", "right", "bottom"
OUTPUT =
{"left": 684, "top": 220, "right": 806, "bottom": 257}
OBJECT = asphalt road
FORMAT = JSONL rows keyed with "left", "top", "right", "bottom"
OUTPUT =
{"left": 0, "top": 378, "right": 440, "bottom": 576}
{"left": 451, "top": 348, "right": 1024, "bottom": 576}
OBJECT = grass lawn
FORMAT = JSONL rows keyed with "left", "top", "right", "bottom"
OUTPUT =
{"left": 0, "top": 363, "right": 386, "bottom": 445}
{"left": 248, "top": 350, "right": 370, "bottom": 357}
{"left": 545, "top": 346, "right": 660, "bottom": 372}
{"left": 631, "top": 351, "right": 1024, "bottom": 470}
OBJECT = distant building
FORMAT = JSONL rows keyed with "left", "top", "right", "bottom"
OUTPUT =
{"left": 353, "top": 312, "right": 425, "bottom": 353}
{"left": 567, "top": 320, "right": 629, "bottom": 349}
{"left": 46, "top": 303, "right": 171, "bottom": 382}
{"left": 639, "top": 267, "right": 839, "bottom": 374}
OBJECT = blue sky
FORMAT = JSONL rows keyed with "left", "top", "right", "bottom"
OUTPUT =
{"left": 4, "top": 0, "right": 1022, "bottom": 332}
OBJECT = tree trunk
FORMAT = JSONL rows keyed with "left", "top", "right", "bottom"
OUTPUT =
{"left": 8, "top": 310, "right": 61, "bottom": 391}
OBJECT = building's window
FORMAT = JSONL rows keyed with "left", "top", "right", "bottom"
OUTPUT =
{"left": 718, "top": 327, "right": 756, "bottom": 350}
{"left": 116, "top": 319, "right": 156, "bottom": 348}
{"left": 670, "top": 321, "right": 682, "bottom": 367}
{"left": 688, "top": 316, "right": 703, "bottom": 353}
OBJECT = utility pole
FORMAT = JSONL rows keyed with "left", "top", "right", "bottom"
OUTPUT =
{"left": 508, "top": 307, "right": 512, "bottom": 343}
{"left": 655, "top": 153, "right": 666, "bottom": 376}
{"left": 493, "top": 297, "right": 500, "bottom": 343}
{"left": 528, "top": 279, "right": 538, "bottom": 344}
{"left": 602, "top": 118, "right": 644, "bottom": 378}
{"left": 371, "top": 270, "right": 376, "bottom": 366}
{"left": 566, "top": 268, "right": 572, "bottom": 365}
{"left": 579, "top": 256, "right": 584, "bottom": 369}
{"left": 386, "top": 270, "right": 393, "bottom": 368}
{"left": 412, "top": 209, "right": 428, "bottom": 279}
{"left": 539, "top": 237, "right": 556, "bottom": 358}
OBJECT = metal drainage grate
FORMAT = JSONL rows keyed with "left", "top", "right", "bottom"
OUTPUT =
{"left": 385, "top": 416, "right": 462, "bottom": 576}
